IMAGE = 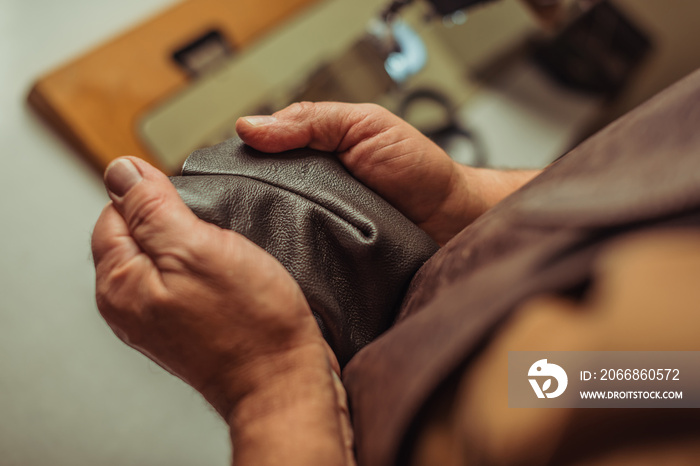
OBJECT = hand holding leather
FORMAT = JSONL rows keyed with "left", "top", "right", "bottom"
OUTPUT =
{"left": 237, "top": 102, "right": 475, "bottom": 245}
{"left": 237, "top": 102, "right": 539, "bottom": 246}
{"left": 92, "top": 157, "right": 334, "bottom": 421}
{"left": 170, "top": 138, "right": 439, "bottom": 366}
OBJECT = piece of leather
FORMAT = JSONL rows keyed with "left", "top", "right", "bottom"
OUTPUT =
{"left": 169, "top": 139, "right": 438, "bottom": 366}
{"left": 342, "top": 68, "right": 700, "bottom": 466}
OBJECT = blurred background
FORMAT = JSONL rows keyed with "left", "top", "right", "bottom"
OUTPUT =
{"left": 3, "top": 0, "right": 700, "bottom": 464}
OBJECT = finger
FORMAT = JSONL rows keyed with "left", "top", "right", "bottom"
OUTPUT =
{"left": 91, "top": 202, "right": 141, "bottom": 271}
{"left": 91, "top": 201, "right": 157, "bottom": 335}
{"left": 103, "top": 156, "right": 202, "bottom": 262}
{"left": 236, "top": 101, "right": 412, "bottom": 154}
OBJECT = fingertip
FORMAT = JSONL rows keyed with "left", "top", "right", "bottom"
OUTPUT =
{"left": 236, "top": 116, "right": 301, "bottom": 153}
{"left": 105, "top": 156, "right": 203, "bottom": 259}
{"left": 122, "top": 156, "right": 170, "bottom": 183}
{"left": 239, "top": 115, "right": 277, "bottom": 127}
{"left": 235, "top": 116, "right": 276, "bottom": 141}
{"left": 104, "top": 156, "right": 172, "bottom": 200}
{"left": 235, "top": 117, "right": 254, "bottom": 140}
{"left": 104, "top": 157, "right": 143, "bottom": 198}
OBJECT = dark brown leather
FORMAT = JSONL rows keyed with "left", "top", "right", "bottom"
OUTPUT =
{"left": 169, "top": 139, "right": 438, "bottom": 366}
{"left": 343, "top": 68, "right": 700, "bottom": 466}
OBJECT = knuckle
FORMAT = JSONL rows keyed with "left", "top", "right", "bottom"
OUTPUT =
{"left": 356, "top": 103, "right": 393, "bottom": 122}
{"left": 128, "top": 193, "right": 167, "bottom": 233}
{"left": 350, "top": 104, "right": 395, "bottom": 132}
{"left": 357, "top": 102, "right": 386, "bottom": 115}
{"left": 95, "top": 271, "right": 161, "bottom": 348}
{"left": 95, "top": 286, "right": 115, "bottom": 318}
{"left": 283, "top": 101, "right": 316, "bottom": 121}
{"left": 95, "top": 287, "right": 130, "bottom": 329}
{"left": 147, "top": 285, "right": 174, "bottom": 312}
{"left": 157, "top": 223, "right": 221, "bottom": 274}
{"left": 95, "top": 268, "right": 131, "bottom": 317}
{"left": 95, "top": 264, "right": 148, "bottom": 318}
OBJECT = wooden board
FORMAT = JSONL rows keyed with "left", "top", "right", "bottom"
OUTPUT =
{"left": 28, "top": 0, "right": 319, "bottom": 174}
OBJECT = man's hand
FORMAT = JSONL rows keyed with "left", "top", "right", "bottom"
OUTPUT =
{"left": 92, "top": 157, "right": 352, "bottom": 465}
{"left": 237, "top": 102, "right": 539, "bottom": 245}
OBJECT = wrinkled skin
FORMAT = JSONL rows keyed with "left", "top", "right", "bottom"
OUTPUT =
{"left": 92, "top": 102, "right": 537, "bottom": 465}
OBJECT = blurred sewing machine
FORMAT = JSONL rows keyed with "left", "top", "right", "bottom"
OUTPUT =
{"left": 29, "top": 0, "right": 648, "bottom": 174}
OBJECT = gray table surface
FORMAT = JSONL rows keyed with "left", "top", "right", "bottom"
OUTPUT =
{"left": 0, "top": 1, "right": 230, "bottom": 464}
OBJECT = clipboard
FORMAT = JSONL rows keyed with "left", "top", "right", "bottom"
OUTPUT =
{"left": 28, "top": 0, "right": 319, "bottom": 174}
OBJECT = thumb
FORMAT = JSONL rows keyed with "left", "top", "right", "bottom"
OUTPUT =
{"left": 103, "top": 156, "right": 202, "bottom": 259}
{"left": 235, "top": 102, "right": 411, "bottom": 154}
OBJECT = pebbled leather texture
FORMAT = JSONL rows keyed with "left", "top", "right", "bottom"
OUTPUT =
{"left": 169, "top": 138, "right": 438, "bottom": 366}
